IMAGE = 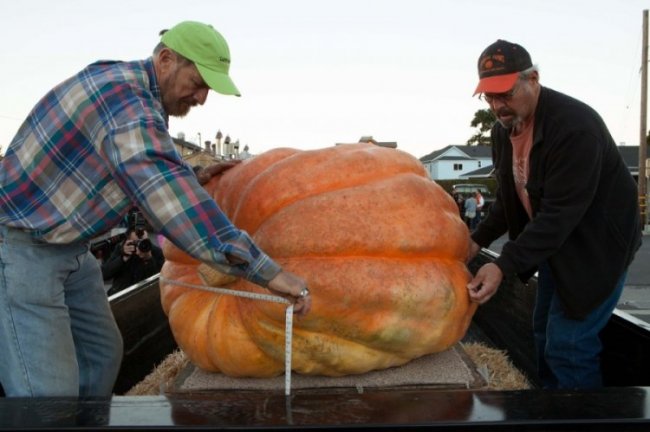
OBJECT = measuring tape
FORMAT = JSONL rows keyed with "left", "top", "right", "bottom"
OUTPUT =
{"left": 158, "top": 277, "right": 295, "bottom": 396}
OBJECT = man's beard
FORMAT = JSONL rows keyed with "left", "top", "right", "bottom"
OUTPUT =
{"left": 163, "top": 96, "right": 196, "bottom": 118}
{"left": 495, "top": 107, "right": 523, "bottom": 130}
{"left": 159, "top": 69, "right": 197, "bottom": 118}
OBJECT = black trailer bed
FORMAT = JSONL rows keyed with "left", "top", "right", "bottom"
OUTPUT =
{"left": 2, "top": 250, "right": 650, "bottom": 431}
{"left": 2, "top": 387, "right": 650, "bottom": 431}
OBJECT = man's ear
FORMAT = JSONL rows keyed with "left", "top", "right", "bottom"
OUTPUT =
{"left": 156, "top": 47, "right": 176, "bottom": 75}
{"left": 529, "top": 70, "right": 540, "bottom": 84}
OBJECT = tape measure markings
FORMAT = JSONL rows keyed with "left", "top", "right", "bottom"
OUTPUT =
{"left": 159, "top": 276, "right": 294, "bottom": 396}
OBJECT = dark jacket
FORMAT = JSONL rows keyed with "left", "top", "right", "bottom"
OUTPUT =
{"left": 101, "top": 240, "right": 164, "bottom": 294}
{"left": 472, "top": 87, "right": 642, "bottom": 319}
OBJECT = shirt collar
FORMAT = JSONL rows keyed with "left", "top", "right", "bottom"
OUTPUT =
{"left": 144, "top": 57, "right": 169, "bottom": 128}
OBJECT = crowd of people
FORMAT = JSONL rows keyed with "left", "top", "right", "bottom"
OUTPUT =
{"left": 0, "top": 22, "right": 641, "bottom": 398}
{"left": 453, "top": 189, "right": 485, "bottom": 230}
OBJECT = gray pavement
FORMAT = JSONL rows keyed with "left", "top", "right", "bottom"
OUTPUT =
{"left": 486, "top": 233, "right": 650, "bottom": 324}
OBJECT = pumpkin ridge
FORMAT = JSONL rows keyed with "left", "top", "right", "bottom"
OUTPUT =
{"left": 227, "top": 144, "right": 428, "bottom": 233}
{"left": 242, "top": 169, "right": 434, "bottom": 227}
{"left": 291, "top": 331, "right": 414, "bottom": 375}
{"left": 206, "top": 294, "right": 283, "bottom": 376}
{"left": 251, "top": 172, "right": 467, "bottom": 260}
{"left": 211, "top": 147, "right": 299, "bottom": 217}
{"left": 241, "top": 314, "right": 413, "bottom": 376}
{"left": 168, "top": 290, "right": 221, "bottom": 371}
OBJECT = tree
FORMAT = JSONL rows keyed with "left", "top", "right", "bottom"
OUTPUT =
{"left": 467, "top": 109, "right": 496, "bottom": 146}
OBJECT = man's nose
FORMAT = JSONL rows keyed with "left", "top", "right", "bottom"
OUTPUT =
{"left": 195, "top": 88, "right": 209, "bottom": 105}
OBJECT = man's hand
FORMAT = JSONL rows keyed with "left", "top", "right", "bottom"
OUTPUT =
{"left": 267, "top": 271, "right": 312, "bottom": 317}
{"left": 122, "top": 241, "right": 136, "bottom": 261}
{"left": 467, "top": 263, "right": 503, "bottom": 304}
{"left": 196, "top": 160, "right": 241, "bottom": 185}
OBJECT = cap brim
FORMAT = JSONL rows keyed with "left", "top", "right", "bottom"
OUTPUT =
{"left": 473, "top": 73, "right": 519, "bottom": 96}
{"left": 196, "top": 63, "right": 241, "bottom": 97}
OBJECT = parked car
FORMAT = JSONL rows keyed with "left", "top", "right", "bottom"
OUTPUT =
{"left": 451, "top": 183, "right": 489, "bottom": 196}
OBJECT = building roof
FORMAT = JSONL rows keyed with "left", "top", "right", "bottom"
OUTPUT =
{"left": 358, "top": 136, "right": 398, "bottom": 148}
{"left": 436, "top": 155, "right": 473, "bottom": 161}
{"left": 421, "top": 144, "right": 641, "bottom": 175}
{"left": 420, "top": 145, "right": 492, "bottom": 162}
{"left": 172, "top": 137, "right": 203, "bottom": 152}
{"left": 460, "top": 165, "right": 495, "bottom": 178}
{"left": 336, "top": 136, "right": 398, "bottom": 149}
{"left": 618, "top": 145, "right": 641, "bottom": 171}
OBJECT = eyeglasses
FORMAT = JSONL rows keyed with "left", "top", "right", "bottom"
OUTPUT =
{"left": 479, "top": 81, "right": 521, "bottom": 104}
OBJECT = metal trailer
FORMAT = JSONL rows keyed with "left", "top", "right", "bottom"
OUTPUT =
{"left": 2, "top": 250, "right": 650, "bottom": 431}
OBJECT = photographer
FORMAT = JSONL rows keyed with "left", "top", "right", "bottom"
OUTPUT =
{"left": 101, "top": 227, "right": 164, "bottom": 295}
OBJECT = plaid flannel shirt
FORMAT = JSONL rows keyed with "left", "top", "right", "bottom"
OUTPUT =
{"left": 0, "top": 58, "right": 280, "bottom": 286}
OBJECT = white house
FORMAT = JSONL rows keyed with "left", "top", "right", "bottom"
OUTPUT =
{"left": 419, "top": 145, "right": 493, "bottom": 180}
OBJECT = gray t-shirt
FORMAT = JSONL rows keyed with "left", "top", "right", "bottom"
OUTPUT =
{"left": 464, "top": 197, "right": 477, "bottom": 218}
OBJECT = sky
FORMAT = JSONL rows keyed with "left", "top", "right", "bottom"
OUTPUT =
{"left": 0, "top": 0, "right": 648, "bottom": 159}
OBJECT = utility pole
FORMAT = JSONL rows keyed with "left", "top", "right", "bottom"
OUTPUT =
{"left": 640, "top": 9, "right": 648, "bottom": 228}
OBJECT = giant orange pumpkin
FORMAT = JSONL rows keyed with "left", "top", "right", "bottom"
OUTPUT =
{"left": 160, "top": 143, "right": 476, "bottom": 377}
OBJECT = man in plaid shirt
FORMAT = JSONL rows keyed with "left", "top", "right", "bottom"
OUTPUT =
{"left": 0, "top": 21, "right": 311, "bottom": 397}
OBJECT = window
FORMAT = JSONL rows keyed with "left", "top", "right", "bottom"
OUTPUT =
{"left": 453, "top": 163, "right": 463, "bottom": 171}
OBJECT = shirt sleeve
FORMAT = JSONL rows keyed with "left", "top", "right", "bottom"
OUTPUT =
{"left": 102, "top": 114, "right": 281, "bottom": 287}
{"left": 101, "top": 242, "right": 126, "bottom": 280}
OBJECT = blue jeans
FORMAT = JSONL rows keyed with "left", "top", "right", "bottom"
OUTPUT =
{"left": 471, "top": 212, "right": 481, "bottom": 230}
{"left": 0, "top": 226, "right": 123, "bottom": 396}
{"left": 534, "top": 262, "right": 625, "bottom": 389}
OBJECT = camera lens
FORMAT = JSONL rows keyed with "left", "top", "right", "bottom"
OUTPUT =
{"left": 137, "top": 238, "right": 152, "bottom": 253}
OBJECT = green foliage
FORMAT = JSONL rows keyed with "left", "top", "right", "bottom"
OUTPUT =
{"left": 467, "top": 109, "right": 496, "bottom": 146}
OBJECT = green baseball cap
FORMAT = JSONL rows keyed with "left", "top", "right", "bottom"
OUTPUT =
{"left": 161, "top": 21, "right": 241, "bottom": 96}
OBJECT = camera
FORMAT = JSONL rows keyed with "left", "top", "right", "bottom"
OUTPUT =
{"left": 126, "top": 227, "right": 152, "bottom": 253}
{"left": 134, "top": 238, "right": 152, "bottom": 253}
